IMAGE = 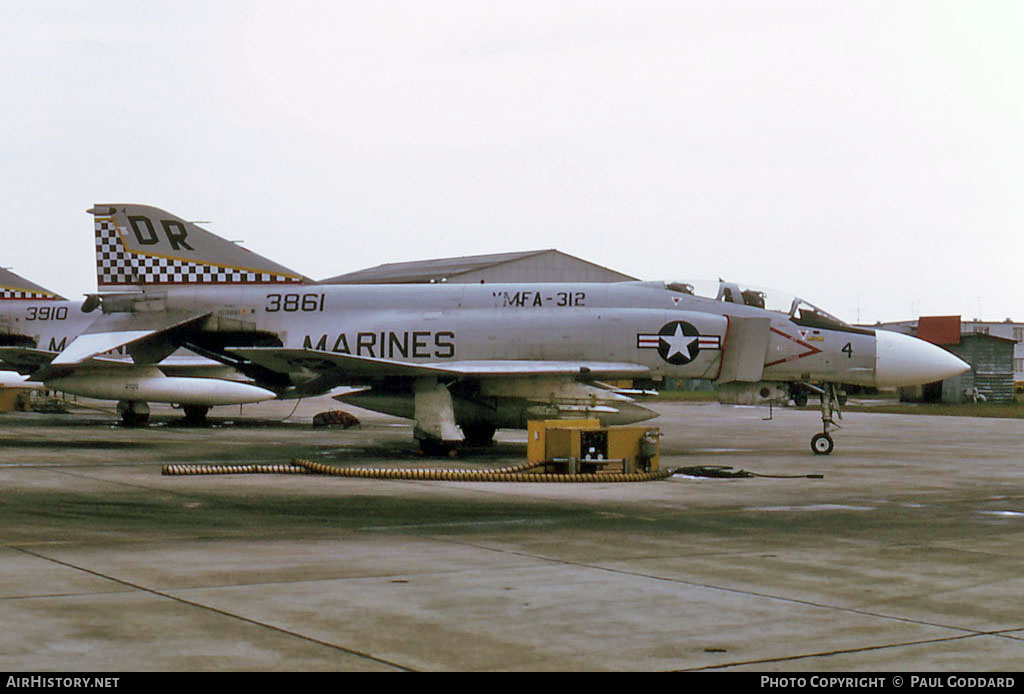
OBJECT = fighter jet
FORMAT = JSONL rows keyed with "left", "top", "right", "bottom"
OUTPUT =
{"left": 0, "top": 267, "right": 69, "bottom": 394}
{"left": 33, "top": 204, "right": 968, "bottom": 454}
{"left": 0, "top": 266, "right": 277, "bottom": 424}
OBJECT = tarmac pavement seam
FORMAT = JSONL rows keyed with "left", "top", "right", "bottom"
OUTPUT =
{"left": 8, "top": 545, "right": 419, "bottom": 672}
{"left": 428, "top": 536, "right": 1020, "bottom": 639}
{"left": 677, "top": 630, "right": 1017, "bottom": 671}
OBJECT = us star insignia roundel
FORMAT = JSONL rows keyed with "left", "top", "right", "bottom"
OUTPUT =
{"left": 636, "top": 321, "right": 721, "bottom": 365}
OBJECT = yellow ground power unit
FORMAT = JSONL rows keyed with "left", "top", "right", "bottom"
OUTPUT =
{"left": 527, "top": 419, "right": 661, "bottom": 474}
{"left": 0, "top": 388, "right": 20, "bottom": 412}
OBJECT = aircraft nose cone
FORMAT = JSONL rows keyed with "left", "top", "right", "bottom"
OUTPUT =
{"left": 875, "top": 330, "right": 970, "bottom": 387}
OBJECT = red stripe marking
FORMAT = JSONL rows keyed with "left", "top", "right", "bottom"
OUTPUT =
{"left": 764, "top": 327, "right": 823, "bottom": 367}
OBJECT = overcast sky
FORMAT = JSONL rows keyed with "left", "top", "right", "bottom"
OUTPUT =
{"left": 2, "top": 0, "right": 1021, "bottom": 324}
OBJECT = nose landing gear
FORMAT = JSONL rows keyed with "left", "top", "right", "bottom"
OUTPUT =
{"left": 810, "top": 383, "right": 843, "bottom": 455}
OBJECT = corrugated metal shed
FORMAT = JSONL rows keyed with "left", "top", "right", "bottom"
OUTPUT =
{"left": 900, "top": 332, "right": 1016, "bottom": 403}
{"left": 319, "top": 249, "right": 637, "bottom": 285}
{"left": 947, "top": 334, "right": 1016, "bottom": 404}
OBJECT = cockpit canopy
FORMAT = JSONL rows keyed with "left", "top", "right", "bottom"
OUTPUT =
{"left": 665, "top": 279, "right": 859, "bottom": 333}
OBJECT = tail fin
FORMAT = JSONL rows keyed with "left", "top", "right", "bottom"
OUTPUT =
{"left": 0, "top": 267, "right": 65, "bottom": 301}
{"left": 90, "top": 204, "right": 308, "bottom": 291}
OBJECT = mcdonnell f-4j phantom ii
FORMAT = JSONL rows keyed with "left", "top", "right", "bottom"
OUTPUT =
{"left": 7, "top": 204, "right": 968, "bottom": 454}
{"left": 0, "top": 265, "right": 277, "bottom": 423}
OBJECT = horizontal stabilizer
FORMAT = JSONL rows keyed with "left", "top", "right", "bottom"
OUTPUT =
{"left": 51, "top": 331, "right": 153, "bottom": 366}
{"left": 51, "top": 310, "right": 210, "bottom": 366}
{"left": 0, "top": 346, "right": 169, "bottom": 377}
{"left": 0, "top": 347, "right": 59, "bottom": 374}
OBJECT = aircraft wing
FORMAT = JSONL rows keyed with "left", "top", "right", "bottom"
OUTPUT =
{"left": 229, "top": 347, "right": 650, "bottom": 381}
{"left": 437, "top": 360, "right": 650, "bottom": 378}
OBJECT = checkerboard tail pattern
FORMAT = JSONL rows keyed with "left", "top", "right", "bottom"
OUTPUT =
{"left": 95, "top": 218, "right": 302, "bottom": 287}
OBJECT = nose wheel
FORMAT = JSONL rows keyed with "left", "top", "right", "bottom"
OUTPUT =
{"left": 809, "top": 383, "right": 843, "bottom": 455}
{"left": 811, "top": 432, "right": 834, "bottom": 455}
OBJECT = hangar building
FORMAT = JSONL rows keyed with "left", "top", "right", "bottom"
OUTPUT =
{"left": 320, "top": 249, "right": 638, "bottom": 285}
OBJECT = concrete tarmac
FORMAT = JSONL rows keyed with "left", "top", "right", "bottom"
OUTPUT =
{"left": 1, "top": 396, "right": 1022, "bottom": 672}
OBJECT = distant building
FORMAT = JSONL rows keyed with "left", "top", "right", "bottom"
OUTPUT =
{"left": 871, "top": 316, "right": 1020, "bottom": 402}
{"left": 962, "top": 320, "right": 1024, "bottom": 385}
{"left": 319, "top": 249, "right": 638, "bottom": 285}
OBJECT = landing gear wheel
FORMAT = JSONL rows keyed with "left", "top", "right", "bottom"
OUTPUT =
{"left": 120, "top": 411, "right": 150, "bottom": 427}
{"left": 418, "top": 437, "right": 459, "bottom": 458}
{"left": 117, "top": 401, "right": 150, "bottom": 427}
{"left": 461, "top": 422, "right": 497, "bottom": 447}
{"left": 811, "top": 432, "right": 834, "bottom": 456}
{"left": 182, "top": 405, "right": 210, "bottom": 426}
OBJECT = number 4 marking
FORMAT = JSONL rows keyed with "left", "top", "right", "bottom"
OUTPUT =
{"left": 842, "top": 342, "right": 853, "bottom": 359}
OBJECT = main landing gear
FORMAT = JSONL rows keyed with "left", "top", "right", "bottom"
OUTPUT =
{"left": 182, "top": 405, "right": 210, "bottom": 426}
{"left": 117, "top": 401, "right": 150, "bottom": 427}
{"left": 416, "top": 436, "right": 460, "bottom": 458}
{"left": 810, "top": 383, "right": 843, "bottom": 455}
{"left": 416, "top": 422, "right": 498, "bottom": 457}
